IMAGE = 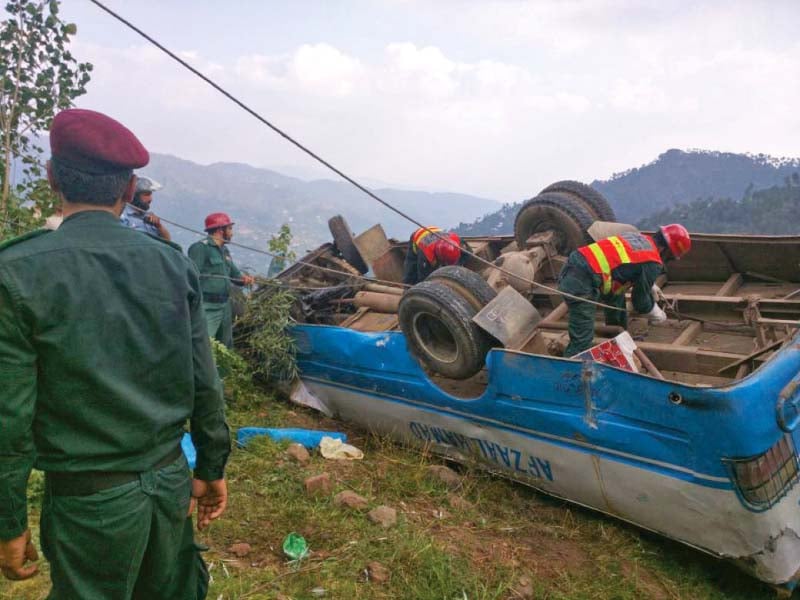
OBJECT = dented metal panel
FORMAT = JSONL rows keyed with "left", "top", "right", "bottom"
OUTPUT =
{"left": 291, "top": 322, "right": 800, "bottom": 590}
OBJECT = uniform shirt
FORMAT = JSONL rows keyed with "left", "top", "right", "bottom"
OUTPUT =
{"left": 569, "top": 251, "right": 662, "bottom": 314}
{"left": 188, "top": 236, "right": 244, "bottom": 302}
{"left": 0, "top": 211, "right": 229, "bottom": 540}
{"left": 401, "top": 238, "right": 468, "bottom": 285}
{"left": 120, "top": 202, "right": 160, "bottom": 237}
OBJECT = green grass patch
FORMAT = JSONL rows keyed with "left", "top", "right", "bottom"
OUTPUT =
{"left": 0, "top": 384, "right": 781, "bottom": 599}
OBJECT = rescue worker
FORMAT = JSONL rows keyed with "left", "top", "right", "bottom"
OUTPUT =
{"left": 188, "top": 213, "right": 255, "bottom": 348}
{"left": 120, "top": 175, "right": 171, "bottom": 240}
{"left": 558, "top": 224, "right": 691, "bottom": 357}
{"left": 0, "top": 109, "right": 230, "bottom": 598}
{"left": 402, "top": 226, "right": 466, "bottom": 285}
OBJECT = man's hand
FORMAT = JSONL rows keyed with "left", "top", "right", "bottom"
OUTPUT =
{"left": 0, "top": 529, "right": 39, "bottom": 581}
{"left": 646, "top": 303, "right": 667, "bottom": 324}
{"left": 241, "top": 275, "right": 256, "bottom": 287}
{"left": 191, "top": 478, "right": 228, "bottom": 530}
{"left": 143, "top": 213, "right": 161, "bottom": 228}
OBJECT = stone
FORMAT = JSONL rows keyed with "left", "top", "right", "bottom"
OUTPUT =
{"left": 447, "top": 494, "right": 474, "bottom": 511}
{"left": 227, "top": 542, "right": 251, "bottom": 557}
{"left": 367, "top": 505, "right": 397, "bottom": 528}
{"left": 366, "top": 561, "right": 390, "bottom": 584}
{"left": 513, "top": 575, "right": 534, "bottom": 599}
{"left": 333, "top": 490, "right": 369, "bottom": 511}
{"left": 426, "top": 465, "right": 462, "bottom": 489}
{"left": 287, "top": 443, "right": 311, "bottom": 464}
{"left": 304, "top": 473, "right": 332, "bottom": 496}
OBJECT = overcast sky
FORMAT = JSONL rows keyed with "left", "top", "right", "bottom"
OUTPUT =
{"left": 57, "top": 0, "right": 800, "bottom": 202}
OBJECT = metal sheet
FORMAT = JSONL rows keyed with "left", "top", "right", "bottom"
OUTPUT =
{"left": 472, "top": 286, "right": 541, "bottom": 348}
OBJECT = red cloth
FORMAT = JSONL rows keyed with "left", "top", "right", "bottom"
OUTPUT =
{"left": 50, "top": 109, "right": 148, "bottom": 173}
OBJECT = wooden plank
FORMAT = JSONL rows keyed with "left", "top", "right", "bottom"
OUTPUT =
{"left": 672, "top": 273, "right": 743, "bottom": 346}
{"left": 637, "top": 342, "right": 744, "bottom": 375}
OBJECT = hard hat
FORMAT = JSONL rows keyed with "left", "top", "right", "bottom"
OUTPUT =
{"left": 659, "top": 224, "right": 691, "bottom": 259}
{"left": 204, "top": 212, "right": 234, "bottom": 232}
{"left": 135, "top": 176, "right": 162, "bottom": 194}
{"left": 434, "top": 233, "right": 462, "bottom": 265}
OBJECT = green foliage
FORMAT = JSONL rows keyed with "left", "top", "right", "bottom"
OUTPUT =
{"left": 0, "top": 0, "right": 92, "bottom": 215}
{"left": 637, "top": 176, "right": 800, "bottom": 234}
{"left": 236, "top": 284, "right": 299, "bottom": 383}
{"left": 208, "top": 338, "right": 262, "bottom": 408}
{"left": 267, "top": 222, "right": 296, "bottom": 277}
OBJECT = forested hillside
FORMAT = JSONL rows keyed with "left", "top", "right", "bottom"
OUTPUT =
{"left": 637, "top": 178, "right": 800, "bottom": 234}
{"left": 454, "top": 150, "right": 800, "bottom": 237}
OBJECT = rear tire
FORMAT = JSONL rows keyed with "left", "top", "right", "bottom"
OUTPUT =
{"left": 328, "top": 215, "right": 368, "bottom": 274}
{"left": 399, "top": 280, "right": 489, "bottom": 380}
{"left": 514, "top": 192, "right": 594, "bottom": 254}
{"left": 541, "top": 180, "right": 616, "bottom": 222}
{"left": 428, "top": 266, "right": 496, "bottom": 312}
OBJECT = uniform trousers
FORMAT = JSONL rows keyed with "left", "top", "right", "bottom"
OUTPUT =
{"left": 41, "top": 454, "right": 208, "bottom": 600}
{"left": 202, "top": 300, "right": 233, "bottom": 348}
{"left": 558, "top": 256, "right": 627, "bottom": 357}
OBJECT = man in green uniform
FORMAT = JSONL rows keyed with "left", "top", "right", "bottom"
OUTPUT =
{"left": 558, "top": 225, "right": 691, "bottom": 357}
{"left": 0, "top": 109, "right": 230, "bottom": 599}
{"left": 188, "top": 213, "right": 255, "bottom": 348}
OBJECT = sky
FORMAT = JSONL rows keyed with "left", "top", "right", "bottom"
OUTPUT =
{"left": 52, "top": 0, "right": 800, "bottom": 202}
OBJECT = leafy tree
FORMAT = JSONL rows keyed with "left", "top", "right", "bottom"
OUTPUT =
{"left": 0, "top": 0, "right": 92, "bottom": 221}
{"left": 267, "top": 223, "right": 296, "bottom": 277}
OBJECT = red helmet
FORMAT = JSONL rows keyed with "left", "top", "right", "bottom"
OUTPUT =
{"left": 204, "top": 212, "right": 234, "bottom": 232}
{"left": 659, "top": 224, "right": 691, "bottom": 259}
{"left": 434, "top": 233, "right": 462, "bottom": 265}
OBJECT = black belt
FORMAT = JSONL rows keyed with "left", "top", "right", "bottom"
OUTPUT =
{"left": 203, "top": 292, "right": 229, "bottom": 304}
{"left": 46, "top": 446, "right": 183, "bottom": 497}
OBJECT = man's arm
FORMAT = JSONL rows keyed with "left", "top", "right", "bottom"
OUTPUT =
{"left": 402, "top": 243, "right": 419, "bottom": 285}
{"left": 631, "top": 263, "right": 663, "bottom": 315}
{"left": 0, "top": 275, "right": 39, "bottom": 580}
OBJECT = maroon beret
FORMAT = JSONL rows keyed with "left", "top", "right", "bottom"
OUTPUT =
{"left": 50, "top": 108, "right": 149, "bottom": 174}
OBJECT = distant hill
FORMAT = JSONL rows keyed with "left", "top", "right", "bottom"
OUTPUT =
{"left": 454, "top": 149, "right": 800, "bottom": 237}
{"left": 141, "top": 154, "right": 499, "bottom": 274}
{"left": 637, "top": 177, "right": 800, "bottom": 234}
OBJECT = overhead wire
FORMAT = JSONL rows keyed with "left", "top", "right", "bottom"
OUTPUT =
{"left": 86, "top": 0, "right": 626, "bottom": 313}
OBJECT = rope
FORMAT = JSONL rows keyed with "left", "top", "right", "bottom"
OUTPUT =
{"left": 123, "top": 204, "right": 410, "bottom": 289}
{"left": 86, "top": 0, "right": 626, "bottom": 313}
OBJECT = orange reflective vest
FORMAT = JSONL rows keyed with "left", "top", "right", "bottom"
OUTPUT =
{"left": 410, "top": 226, "right": 442, "bottom": 263}
{"left": 577, "top": 232, "right": 662, "bottom": 295}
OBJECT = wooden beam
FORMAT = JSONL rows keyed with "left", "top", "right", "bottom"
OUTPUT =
{"left": 637, "top": 342, "right": 744, "bottom": 376}
{"left": 672, "top": 273, "right": 743, "bottom": 346}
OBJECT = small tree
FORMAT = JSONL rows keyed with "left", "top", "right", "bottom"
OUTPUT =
{"left": 267, "top": 223, "right": 297, "bottom": 277}
{"left": 0, "top": 0, "right": 92, "bottom": 218}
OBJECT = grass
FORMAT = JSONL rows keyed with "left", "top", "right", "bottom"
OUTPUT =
{"left": 0, "top": 384, "right": 784, "bottom": 599}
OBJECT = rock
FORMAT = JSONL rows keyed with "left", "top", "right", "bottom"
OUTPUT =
{"left": 304, "top": 473, "right": 332, "bottom": 496}
{"left": 366, "top": 561, "right": 390, "bottom": 584}
{"left": 287, "top": 443, "right": 311, "bottom": 464}
{"left": 426, "top": 465, "right": 461, "bottom": 489}
{"left": 447, "top": 494, "right": 473, "bottom": 511}
{"left": 513, "top": 575, "right": 534, "bottom": 599}
{"left": 334, "top": 490, "right": 369, "bottom": 511}
{"left": 228, "top": 542, "right": 251, "bottom": 557}
{"left": 367, "top": 505, "right": 397, "bottom": 528}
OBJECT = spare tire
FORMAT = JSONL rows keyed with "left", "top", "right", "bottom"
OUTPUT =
{"left": 514, "top": 192, "right": 594, "bottom": 254}
{"left": 399, "top": 280, "right": 490, "bottom": 380}
{"left": 541, "top": 180, "right": 616, "bottom": 222}
{"left": 428, "top": 266, "right": 496, "bottom": 312}
{"left": 328, "top": 215, "right": 368, "bottom": 274}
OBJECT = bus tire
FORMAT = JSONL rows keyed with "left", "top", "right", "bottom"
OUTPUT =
{"left": 541, "top": 180, "right": 617, "bottom": 222}
{"left": 399, "top": 280, "right": 489, "bottom": 380}
{"left": 514, "top": 192, "right": 594, "bottom": 254}
{"left": 328, "top": 215, "right": 368, "bottom": 274}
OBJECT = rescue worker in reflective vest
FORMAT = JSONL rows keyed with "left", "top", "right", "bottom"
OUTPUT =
{"left": 0, "top": 109, "right": 230, "bottom": 597}
{"left": 402, "top": 226, "right": 466, "bottom": 285}
{"left": 558, "top": 225, "right": 691, "bottom": 357}
{"left": 188, "top": 213, "right": 255, "bottom": 348}
{"left": 120, "top": 175, "right": 171, "bottom": 240}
